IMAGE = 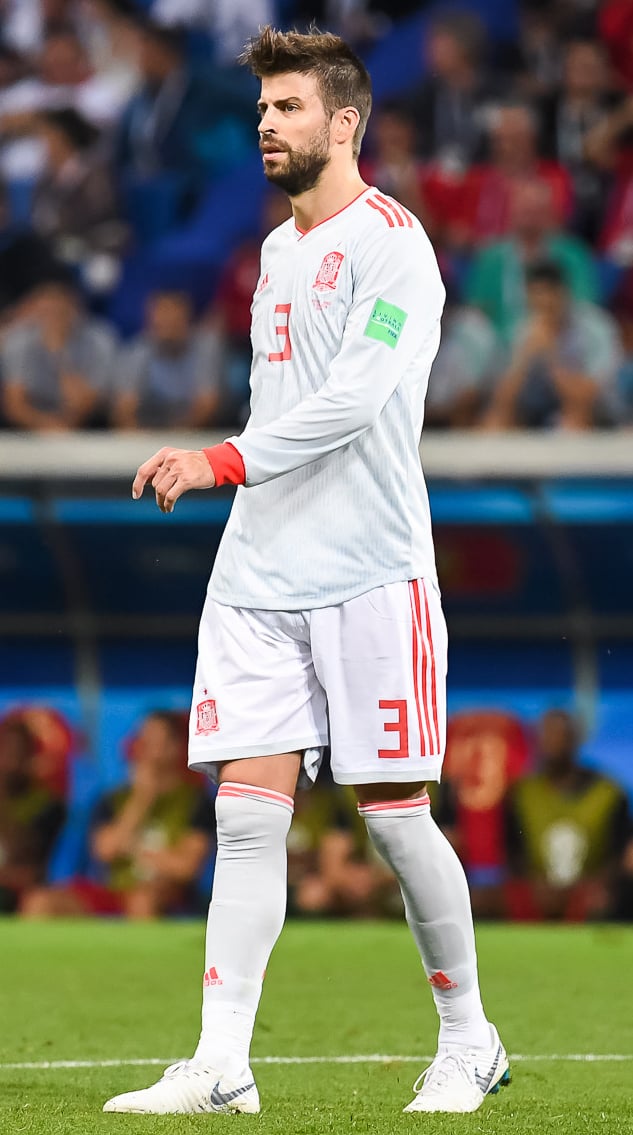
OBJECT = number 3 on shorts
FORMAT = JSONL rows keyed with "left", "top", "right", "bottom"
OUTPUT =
{"left": 378, "top": 699, "right": 409, "bottom": 758}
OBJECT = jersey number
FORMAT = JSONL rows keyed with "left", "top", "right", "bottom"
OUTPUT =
{"left": 378, "top": 699, "right": 409, "bottom": 758}
{"left": 268, "top": 303, "right": 292, "bottom": 362}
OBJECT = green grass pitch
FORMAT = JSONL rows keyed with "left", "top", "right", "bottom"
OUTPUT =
{"left": 1, "top": 919, "right": 633, "bottom": 1134}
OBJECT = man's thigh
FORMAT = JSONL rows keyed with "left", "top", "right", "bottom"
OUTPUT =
{"left": 219, "top": 752, "right": 303, "bottom": 797}
{"left": 188, "top": 596, "right": 328, "bottom": 785}
{"left": 312, "top": 578, "right": 448, "bottom": 786}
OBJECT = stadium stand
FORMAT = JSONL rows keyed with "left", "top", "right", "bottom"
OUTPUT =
{"left": 1, "top": 0, "right": 632, "bottom": 918}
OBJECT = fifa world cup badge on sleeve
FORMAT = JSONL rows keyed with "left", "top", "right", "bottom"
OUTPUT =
{"left": 364, "top": 298, "right": 408, "bottom": 348}
{"left": 196, "top": 698, "right": 220, "bottom": 735}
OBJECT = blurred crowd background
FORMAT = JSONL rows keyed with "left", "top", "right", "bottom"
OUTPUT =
{"left": 2, "top": 702, "right": 633, "bottom": 921}
{"left": 1, "top": 0, "right": 633, "bottom": 923}
{"left": 1, "top": 0, "right": 633, "bottom": 428}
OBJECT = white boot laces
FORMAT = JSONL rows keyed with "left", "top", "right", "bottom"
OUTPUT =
{"left": 412, "top": 1050, "right": 474, "bottom": 1097}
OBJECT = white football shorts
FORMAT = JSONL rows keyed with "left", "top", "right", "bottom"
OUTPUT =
{"left": 188, "top": 577, "right": 447, "bottom": 786}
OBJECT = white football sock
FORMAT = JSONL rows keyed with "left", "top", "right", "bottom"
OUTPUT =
{"left": 359, "top": 794, "right": 491, "bottom": 1050}
{"left": 193, "top": 782, "right": 293, "bottom": 1075}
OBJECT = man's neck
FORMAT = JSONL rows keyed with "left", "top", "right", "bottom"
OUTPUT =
{"left": 290, "top": 166, "right": 367, "bottom": 234}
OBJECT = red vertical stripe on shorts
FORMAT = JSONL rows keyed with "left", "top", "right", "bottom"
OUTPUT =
{"left": 422, "top": 581, "right": 440, "bottom": 753}
{"left": 411, "top": 580, "right": 434, "bottom": 755}
{"left": 409, "top": 581, "right": 427, "bottom": 755}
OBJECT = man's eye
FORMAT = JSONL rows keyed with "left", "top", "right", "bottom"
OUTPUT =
{"left": 285, "top": 104, "right": 299, "bottom": 112}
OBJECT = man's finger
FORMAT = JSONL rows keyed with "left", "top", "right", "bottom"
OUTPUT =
{"left": 154, "top": 470, "right": 179, "bottom": 512}
{"left": 162, "top": 477, "right": 189, "bottom": 513}
{"left": 132, "top": 448, "right": 171, "bottom": 500}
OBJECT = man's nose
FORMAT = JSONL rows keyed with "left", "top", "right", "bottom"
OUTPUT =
{"left": 258, "top": 109, "right": 278, "bottom": 135}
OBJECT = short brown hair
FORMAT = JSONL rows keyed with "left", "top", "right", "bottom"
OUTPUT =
{"left": 241, "top": 26, "right": 372, "bottom": 160}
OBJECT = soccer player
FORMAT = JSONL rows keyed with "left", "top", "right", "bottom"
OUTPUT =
{"left": 103, "top": 27, "right": 508, "bottom": 1117}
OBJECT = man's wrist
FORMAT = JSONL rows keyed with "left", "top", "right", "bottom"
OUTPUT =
{"left": 203, "top": 442, "right": 246, "bottom": 487}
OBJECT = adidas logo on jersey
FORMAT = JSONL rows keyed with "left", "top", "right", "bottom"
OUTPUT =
{"left": 203, "top": 966, "right": 223, "bottom": 987}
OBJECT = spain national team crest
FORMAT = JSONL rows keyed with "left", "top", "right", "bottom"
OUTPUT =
{"left": 313, "top": 251, "right": 344, "bottom": 292}
{"left": 196, "top": 698, "right": 219, "bottom": 735}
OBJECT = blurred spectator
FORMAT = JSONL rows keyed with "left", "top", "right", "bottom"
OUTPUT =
{"left": 538, "top": 38, "right": 618, "bottom": 242}
{"left": 612, "top": 269, "right": 633, "bottom": 422}
{"left": 31, "top": 108, "right": 127, "bottom": 293}
{"left": 0, "top": 717, "right": 66, "bottom": 913}
{"left": 2, "top": 0, "right": 75, "bottom": 56}
{"left": 435, "top": 711, "right": 531, "bottom": 918}
{"left": 5, "top": 705, "right": 74, "bottom": 798}
{"left": 0, "top": 180, "right": 58, "bottom": 324}
{"left": 599, "top": 0, "right": 633, "bottom": 90}
{"left": 360, "top": 101, "right": 433, "bottom": 230}
{"left": 112, "top": 290, "right": 223, "bottom": 429}
{"left": 1, "top": 276, "right": 117, "bottom": 430}
{"left": 615, "top": 835, "right": 633, "bottom": 917}
{"left": 425, "top": 302, "right": 500, "bottom": 427}
{"left": 208, "top": 189, "right": 291, "bottom": 421}
{"left": 115, "top": 19, "right": 254, "bottom": 196}
{"left": 506, "top": 0, "right": 564, "bottom": 100}
{"left": 505, "top": 709, "right": 633, "bottom": 921}
{"left": 455, "top": 104, "right": 573, "bottom": 249}
{"left": 0, "top": 26, "right": 132, "bottom": 179}
{"left": 483, "top": 260, "right": 621, "bottom": 429}
{"left": 75, "top": 0, "right": 141, "bottom": 107}
{"left": 288, "top": 780, "right": 396, "bottom": 918}
{"left": 404, "top": 10, "right": 496, "bottom": 169}
{"left": 584, "top": 94, "right": 633, "bottom": 267}
{"left": 466, "top": 178, "right": 598, "bottom": 346}
{"left": 152, "top": 0, "right": 275, "bottom": 67}
{"left": 22, "top": 710, "right": 214, "bottom": 919}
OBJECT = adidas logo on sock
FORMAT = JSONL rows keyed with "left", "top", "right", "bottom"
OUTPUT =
{"left": 428, "top": 971, "right": 458, "bottom": 990}
{"left": 203, "top": 966, "right": 223, "bottom": 987}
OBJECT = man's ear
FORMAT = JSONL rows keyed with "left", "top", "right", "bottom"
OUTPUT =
{"left": 332, "top": 105, "right": 360, "bottom": 146}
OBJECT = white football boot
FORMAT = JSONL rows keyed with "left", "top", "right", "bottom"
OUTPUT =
{"left": 102, "top": 1060, "right": 260, "bottom": 1114}
{"left": 404, "top": 1024, "right": 510, "bottom": 1114}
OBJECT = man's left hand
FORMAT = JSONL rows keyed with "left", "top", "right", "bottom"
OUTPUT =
{"left": 132, "top": 448, "right": 216, "bottom": 513}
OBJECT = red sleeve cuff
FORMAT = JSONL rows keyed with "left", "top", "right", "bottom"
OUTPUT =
{"left": 203, "top": 442, "right": 246, "bottom": 487}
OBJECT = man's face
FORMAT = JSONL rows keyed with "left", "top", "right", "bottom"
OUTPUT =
{"left": 426, "top": 30, "right": 467, "bottom": 79}
{"left": 39, "top": 34, "right": 89, "bottom": 86}
{"left": 526, "top": 280, "right": 567, "bottom": 325}
{"left": 491, "top": 108, "right": 535, "bottom": 166}
{"left": 373, "top": 111, "right": 416, "bottom": 159}
{"left": 538, "top": 712, "right": 577, "bottom": 773}
{"left": 511, "top": 181, "right": 553, "bottom": 241}
{"left": 33, "top": 284, "right": 77, "bottom": 330}
{"left": 0, "top": 725, "right": 34, "bottom": 792}
{"left": 257, "top": 72, "right": 333, "bottom": 198}
{"left": 564, "top": 43, "right": 606, "bottom": 100}
{"left": 148, "top": 294, "right": 191, "bottom": 348}
{"left": 134, "top": 717, "right": 180, "bottom": 773}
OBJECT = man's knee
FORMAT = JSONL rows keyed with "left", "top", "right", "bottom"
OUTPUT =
{"left": 353, "top": 781, "right": 428, "bottom": 805}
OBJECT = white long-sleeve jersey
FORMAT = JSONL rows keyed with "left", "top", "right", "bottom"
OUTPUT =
{"left": 208, "top": 186, "right": 445, "bottom": 610}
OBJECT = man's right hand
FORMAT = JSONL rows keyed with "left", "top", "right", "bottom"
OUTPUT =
{"left": 132, "top": 447, "right": 216, "bottom": 513}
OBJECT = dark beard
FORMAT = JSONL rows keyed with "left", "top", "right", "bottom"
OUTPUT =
{"left": 262, "top": 130, "right": 331, "bottom": 197}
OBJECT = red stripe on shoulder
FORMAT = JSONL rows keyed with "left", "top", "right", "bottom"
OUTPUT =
{"left": 377, "top": 193, "right": 415, "bottom": 228}
{"left": 366, "top": 196, "right": 395, "bottom": 227}
{"left": 375, "top": 193, "right": 406, "bottom": 227}
{"left": 394, "top": 199, "right": 414, "bottom": 228}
